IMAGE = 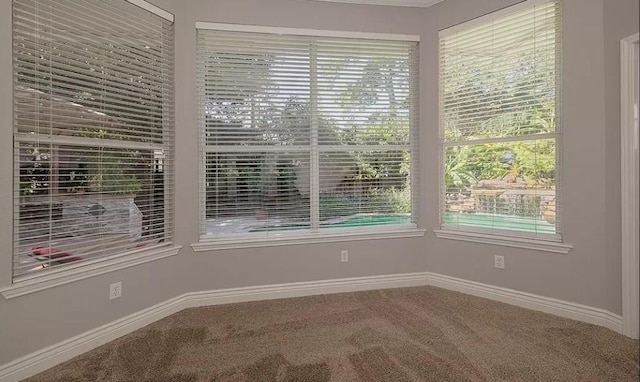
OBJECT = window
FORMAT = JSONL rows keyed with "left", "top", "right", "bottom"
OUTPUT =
{"left": 13, "top": 0, "right": 174, "bottom": 280}
{"left": 439, "top": 0, "right": 561, "bottom": 241}
{"left": 197, "top": 24, "right": 419, "bottom": 244}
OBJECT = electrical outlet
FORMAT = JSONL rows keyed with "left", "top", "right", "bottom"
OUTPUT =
{"left": 494, "top": 255, "right": 505, "bottom": 269}
{"left": 109, "top": 282, "right": 122, "bottom": 300}
{"left": 341, "top": 250, "right": 349, "bottom": 263}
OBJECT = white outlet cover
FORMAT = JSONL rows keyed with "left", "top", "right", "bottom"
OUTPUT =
{"left": 109, "top": 282, "right": 122, "bottom": 300}
{"left": 341, "top": 250, "right": 349, "bottom": 262}
{"left": 494, "top": 255, "right": 505, "bottom": 269}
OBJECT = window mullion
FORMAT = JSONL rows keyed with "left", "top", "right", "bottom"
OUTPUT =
{"left": 310, "top": 43, "right": 320, "bottom": 230}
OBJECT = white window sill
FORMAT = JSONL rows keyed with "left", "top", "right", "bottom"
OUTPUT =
{"left": 1, "top": 244, "right": 182, "bottom": 299}
{"left": 192, "top": 227, "right": 427, "bottom": 252}
{"left": 433, "top": 229, "right": 573, "bottom": 254}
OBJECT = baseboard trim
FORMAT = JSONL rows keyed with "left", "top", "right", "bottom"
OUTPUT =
{"left": 183, "top": 272, "right": 432, "bottom": 309}
{"left": 0, "top": 294, "right": 187, "bottom": 382}
{"left": 0, "top": 271, "right": 623, "bottom": 382}
{"left": 0, "top": 272, "right": 431, "bottom": 382}
{"left": 426, "top": 273, "right": 623, "bottom": 334}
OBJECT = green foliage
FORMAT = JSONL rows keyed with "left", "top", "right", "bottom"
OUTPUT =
{"left": 204, "top": 52, "right": 415, "bottom": 219}
{"left": 319, "top": 194, "right": 356, "bottom": 221}
{"left": 319, "top": 187, "right": 411, "bottom": 222}
{"left": 444, "top": 138, "right": 556, "bottom": 190}
{"left": 445, "top": 146, "right": 477, "bottom": 189}
{"left": 444, "top": 99, "right": 557, "bottom": 190}
{"left": 382, "top": 186, "right": 412, "bottom": 214}
{"left": 18, "top": 147, "right": 144, "bottom": 196}
{"left": 19, "top": 148, "right": 50, "bottom": 196}
{"left": 443, "top": 41, "right": 558, "bottom": 193}
{"left": 511, "top": 139, "right": 556, "bottom": 181}
{"left": 87, "top": 158, "right": 142, "bottom": 195}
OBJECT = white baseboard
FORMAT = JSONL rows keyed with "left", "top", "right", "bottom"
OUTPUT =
{"left": 426, "top": 273, "right": 623, "bottom": 334}
{"left": 0, "top": 294, "right": 187, "bottom": 382}
{"left": 183, "top": 272, "right": 432, "bottom": 308}
{"left": 0, "top": 272, "right": 431, "bottom": 382}
{"left": 0, "top": 271, "right": 623, "bottom": 382}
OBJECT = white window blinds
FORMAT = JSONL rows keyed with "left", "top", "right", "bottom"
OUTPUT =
{"left": 197, "top": 25, "right": 418, "bottom": 239}
{"left": 13, "top": 0, "right": 174, "bottom": 279}
{"left": 439, "top": 0, "right": 561, "bottom": 239}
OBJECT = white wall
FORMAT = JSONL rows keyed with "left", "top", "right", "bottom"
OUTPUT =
{"left": 0, "top": 0, "right": 638, "bottom": 367}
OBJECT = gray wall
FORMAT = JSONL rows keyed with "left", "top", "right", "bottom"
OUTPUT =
{"left": 603, "top": 0, "right": 640, "bottom": 317}
{"left": 428, "top": 0, "right": 611, "bottom": 308}
{"left": 0, "top": 0, "right": 638, "bottom": 366}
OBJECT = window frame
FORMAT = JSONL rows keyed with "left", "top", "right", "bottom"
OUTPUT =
{"left": 436, "top": 0, "right": 571, "bottom": 251}
{"left": 195, "top": 23, "right": 425, "bottom": 250}
{"left": 3, "top": 0, "right": 180, "bottom": 297}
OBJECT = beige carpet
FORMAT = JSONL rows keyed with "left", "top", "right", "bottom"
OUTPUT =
{"left": 26, "top": 286, "right": 639, "bottom": 381}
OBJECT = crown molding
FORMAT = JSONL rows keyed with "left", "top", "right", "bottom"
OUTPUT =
{"left": 306, "top": 0, "right": 444, "bottom": 7}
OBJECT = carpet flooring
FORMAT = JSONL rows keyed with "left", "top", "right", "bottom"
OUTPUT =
{"left": 26, "top": 286, "right": 639, "bottom": 381}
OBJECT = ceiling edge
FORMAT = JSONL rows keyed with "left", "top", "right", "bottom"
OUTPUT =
{"left": 306, "top": 0, "right": 444, "bottom": 8}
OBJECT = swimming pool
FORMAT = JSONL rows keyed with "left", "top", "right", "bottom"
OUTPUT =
{"left": 250, "top": 212, "right": 555, "bottom": 234}
{"left": 248, "top": 214, "right": 410, "bottom": 232}
{"left": 442, "top": 212, "right": 555, "bottom": 234}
